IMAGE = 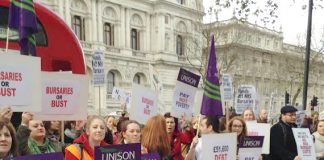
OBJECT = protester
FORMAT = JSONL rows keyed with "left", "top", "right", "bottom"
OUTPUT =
{"left": 257, "top": 109, "right": 268, "bottom": 123}
{"left": 65, "top": 115, "right": 107, "bottom": 160}
{"left": 218, "top": 116, "right": 227, "bottom": 132}
{"left": 227, "top": 116, "right": 247, "bottom": 145}
{"left": 119, "top": 120, "right": 141, "bottom": 144}
{"left": 142, "top": 115, "right": 171, "bottom": 159}
{"left": 0, "top": 121, "right": 19, "bottom": 159}
{"left": 104, "top": 116, "right": 118, "bottom": 144}
{"left": 313, "top": 120, "right": 324, "bottom": 159}
{"left": 185, "top": 116, "right": 219, "bottom": 160}
{"left": 164, "top": 113, "right": 194, "bottom": 160}
{"left": 311, "top": 112, "right": 319, "bottom": 133}
{"left": 270, "top": 105, "right": 301, "bottom": 160}
{"left": 64, "top": 121, "right": 77, "bottom": 144}
{"left": 242, "top": 108, "right": 256, "bottom": 122}
{"left": 44, "top": 121, "right": 61, "bottom": 143}
{"left": 16, "top": 112, "right": 62, "bottom": 155}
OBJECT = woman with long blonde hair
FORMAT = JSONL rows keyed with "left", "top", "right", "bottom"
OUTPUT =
{"left": 141, "top": 115, "right": 171, "bottom": 159}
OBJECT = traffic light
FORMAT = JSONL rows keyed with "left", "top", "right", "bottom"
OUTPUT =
{"left": 311, "top": 96, "right": 318, "bottom": 107}
{"left": 285, "top": 91, "right": 290, "bottom": 105}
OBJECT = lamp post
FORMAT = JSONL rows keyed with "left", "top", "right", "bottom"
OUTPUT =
{"left": 302, "top": 0, "right": 313, "bottom": 110}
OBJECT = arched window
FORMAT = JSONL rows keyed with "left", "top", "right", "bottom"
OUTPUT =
{"left": 176, "top": 35, "right": 183, "bottom": 56}
{"left": 133, "top": 74, "right": 141, "bottom": 84}
{"left": 131, "top": 28, "right": 139, "bottom": 50}
{"left": 104, "top": 23, "right": 114, "bottom": 46}
{"left": 107, "top": 71, "right": 115, "bottom": 97}
{"left": 72, "top": 15, "right": 85, "bottom": 40}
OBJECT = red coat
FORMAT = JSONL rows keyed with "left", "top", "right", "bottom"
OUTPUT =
{"left": 65, "top": 132, "right": 108, "bottom": 160}
{"left": 170, "top": 129, "right": 195, "bottom": 160}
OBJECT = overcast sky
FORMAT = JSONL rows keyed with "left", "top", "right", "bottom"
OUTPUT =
{"left": 203, "top": 0, "right": 324, "bottom": 47}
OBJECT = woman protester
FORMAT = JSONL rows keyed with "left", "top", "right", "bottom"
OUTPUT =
{"left": 44, "top": 121, "right": 61, "bottom": 142}
{"left": 313, "top": 120, "right": 324, "bottom": 159}
{"left": 164, "top": 113, "right": 194, "bottom": 160}
{"left": 119, "top": 120, "right": 147, "bottom": 154}
{"left": 142, "top": 115, "right": 171, "bottom": 159}
{"left": 242, "top": 108, "right": 256, "bottom": 122}
{"left": 16, "top": 112, "right": 62, "bottom": 155}
{"left": 65, "top": 115, "right": 108, "bottom": 160}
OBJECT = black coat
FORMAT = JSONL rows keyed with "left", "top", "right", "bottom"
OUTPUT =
{"left": 270, "top": 119, "right": 298, "bottom": 160}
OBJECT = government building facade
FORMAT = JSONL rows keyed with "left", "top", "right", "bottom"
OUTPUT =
{"left": 37, "top": 0, "right": 324, "bottom": 117}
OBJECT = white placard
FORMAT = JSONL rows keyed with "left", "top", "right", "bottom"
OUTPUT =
{"left": 171, "top": 81, "right": 197, "bottom": 119}
{"left": 112, "top": 87, "right": 131, "bottom": 104}
{"left": 42, "top": 80, "right": 80, "bottom": 114}
{"left": 0, "top": 53, "right": 41, "bottom": 112}
{"left": 34, "top": 72, "right": 89, "bottom": 120}
{"left": 292, "top": 128, "right": 316, "bottom": 160}
{"left": 130, "top": 84, "right": 158, "bottom": 124}
{"left": 202, "top": 133, "right": 237, "bottom": 160}
{"left": 235, "top": 85, "right": 257, "bottom": 114}
{"left": 92, "top": 51, "right": 105, "bottom": 86}
{"left": 221, "top": 74, "right": 233, "bottom": 101}
{"left": 246, "top": 122, "right": 271, "bottom": 154}
{"left": 296, "top": 111, "right": 306, "bottom": 127}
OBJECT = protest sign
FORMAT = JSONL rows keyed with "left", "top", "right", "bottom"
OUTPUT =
{"left": 130, "top": 84, "right": 158, "bottom": 124}
{"left": 0, "top": 54, "right": 41, "bottom": 112}
{"left": 202, "top": 133, "right": 237, "bottom": 160}
{"left": 14, "top": 152, "right": 64, "bottom": 160}
{"left": 141, "top": 153, "right": 160, "bottom": 160}
{"left": 34, "top": 72, "right": 89, "bottom": 120}
{"left": 112, "top": 87, "right": 131, "bottom": 104}
{"left": 171, "top": 68, "right": 200, "bottom": 119}
{"left": 238, "top": 136, "right": 264, "bottom": 160}
{"left": 221, "top": 74, "right": 233, "bottom": 101}
{"left": 95, "top": 143, "right": 141, "bottom": 160}
{"left": 296, "top": 111, "right": 306, "bottom": 127}
{"left": 292, "top": 128, "right": 316, "bottom": 160}
{"left": 246, "top": 122, "right": 271, "bottom": 154}
{"left": 92, "top": 50, "right": 105, "bottom": 86}
{"left": 235, "top": 85, "right": 256, "bottom": 114}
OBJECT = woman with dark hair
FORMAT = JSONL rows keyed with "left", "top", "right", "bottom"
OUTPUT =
{"left": 0, "top": 121, "right": 19, "bottom": 159}
{"left": 65, "top": 115, "right": 108, "bottom": 160}
{"left": 185, "top": 116, "right": 219, "bottom": 160}
{"left": 119, "top": 120, "right": 147, "bottom": 154}
{"left": 164, "top": 112, "right": 194, "bottom": 160}
{"left": 43, "top": 121, "right": 61, "bottom": 143}
{"left": 104, "top": 116, "right": 118, "bottom": 144}
{"left": 142, "top": 115, "right": 171, "bottom": 159}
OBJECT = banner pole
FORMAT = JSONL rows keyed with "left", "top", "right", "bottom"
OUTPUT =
{"left": 99, "top": 86, "right": 101, "bottom": 116}
{"left": 225, "top": 101, "right": 229, "bottom": 125}
{"left": 61, "top": 121, "right": 64, "bottom": 144}
{"left": 196, "top": 115, "right": 201, "bottom": 136}
{"left": 5, "top": 27, "right": 10, "bottom": 52}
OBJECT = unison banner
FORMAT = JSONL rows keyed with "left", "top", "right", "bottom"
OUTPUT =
{"left": 14, "top": 152, "right": 64, "bottom": 160}
{"left": 238, "top": 136, "right": 264, "bottom": 160}
{"left": 171, "top": 68, "right": 200, "bottom": 119}
{"left": 95, "top": 143, "right": 141, "bottom": 160}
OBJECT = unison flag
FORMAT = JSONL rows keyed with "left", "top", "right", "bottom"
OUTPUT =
{"left": 200, "top": 35, "right": 223, "bottom": 116}
{"left": 8, "top": 0, "right": 38, "bottom": 56}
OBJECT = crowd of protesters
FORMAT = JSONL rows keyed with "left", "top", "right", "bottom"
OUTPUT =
{"left": 0, "top": 104, "right": 323, "bottom": 160}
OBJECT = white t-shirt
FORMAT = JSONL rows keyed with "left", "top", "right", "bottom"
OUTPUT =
{"left": 195, "top": 138, "right": 202, "bottom": 160}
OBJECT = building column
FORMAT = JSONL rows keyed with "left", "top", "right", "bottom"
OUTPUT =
{"left": 145, "top": 12, "right": 150, "bottom": 51}
{"left": 65, "top": 0, "right": 71, "bottom": 26}
{"left": 91, "top": 1, "right": 97, "bottom": 42}
{"left": 125, "top": 8, "right": 130, "bottom": 48}
{"left": 98, "top": 1, "right": 103, "bottom": 43}
{"left": 58, "top": 0, "right": 64, "bottom": 19}
{"left": 120, "top": 6, "right": 125, "bottom": 48}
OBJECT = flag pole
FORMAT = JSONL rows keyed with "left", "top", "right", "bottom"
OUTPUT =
{"left": 196, "top": 115, "right": 201, "bottom": 136}
{"left": 5, "top": 27, "right": 10, "bottom": 52}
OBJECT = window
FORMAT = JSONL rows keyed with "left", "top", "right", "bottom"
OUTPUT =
{"left": 0, "top": 7, "right": 47, "bottom": 46}
{"left": 165, "top": 16, "right": 168, "bottom": 24}
{"left": 177, "top": 0, "right": 185, "bottom": 5}
{"left": 104, "top": 23, "right": 114, "bottom": 46}
{"left": 131, "top": 28, "right": 140, "bottom": 50}
{"left": 107, "top": 71, "right": 115, "bottom": 98}
{"left": 72, "top": 15, "right": 85, "bottom": 40}
{"left": 133, "top": 74, "right": 140, "bottom": 84}
{"left": 176, "top": 35, "right": 183, "bottom": 56}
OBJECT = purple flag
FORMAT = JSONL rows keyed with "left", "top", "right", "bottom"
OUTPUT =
{"left": 8, "top": 0, "right": 38, "bottom": 56}
{"left": 200, "top": 35, "right": 223, "bottom": 116}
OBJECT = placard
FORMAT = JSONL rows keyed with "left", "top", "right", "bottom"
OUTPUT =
{"left": 33, "top": 72, "right": 89, "bottom": 120}
{"left": 171, "top": 68, "right": 200, "bottom": 119}
{"left": 202, "top": 133, "right": 237, "bottom": 160}
{"left": 130, "top": 84, "right": 158, "bottom": 124}
{"left": 0, "top": 53, "right": 41, "bottom": 112}
{"left": 238, "top": 136, "right": 264, "bottom": 160}
{"left": 296, "top": 111, "right": 306, "bottom": 127}
{"left": 221, "top": 74, "right": 233, "bottom": 101}
{"left": 246, "top": 122, "right": 271, "bottom": 154}
{"left": 235, "top": 85, "right": 256, "bottom": 114}
{"left": 292, "top": 128, "right": 316, "bottom": 160}
{"left": 112, "top": 87, "right": 131, "bottom": 104}
{"left": 141, "top": 153, "right": 160, "bottom": 160}
{"left": 92, "top": 50, "right": 105, "bottom": 86}
{"left": 95, "top": 143, "right": 141, "bottom": 160}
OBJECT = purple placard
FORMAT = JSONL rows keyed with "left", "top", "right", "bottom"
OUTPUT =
{"left": 141, "top": 153, "right": 160, "bottom": 160}
{"left": 14, "top": 152, "right": 64, "bottom": 160}
{"left": 95, "top": 143, "right": 141, "bottom": 160}
{"left": 239, "top": 136, "right": 264, "bottom": 148}
{"left": 177, "top": 68, "right": 201, "bottom": 88}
